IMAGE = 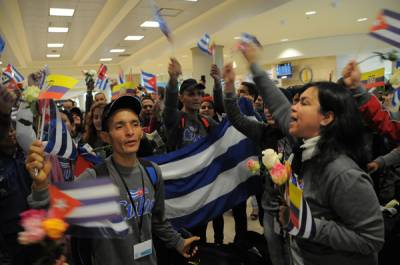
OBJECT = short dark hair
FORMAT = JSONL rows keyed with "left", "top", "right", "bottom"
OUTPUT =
{"left": 241, "top": 82, "right": 258, "bottom": 101}
{"left": 59, "top": 110, "right": 74, "bottom": 124}
{"left": 141, "top": 95, "right": 154, "bottom": 103}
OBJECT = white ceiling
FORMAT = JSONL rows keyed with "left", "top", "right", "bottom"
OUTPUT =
{"left": 0, "top": 0, "right": 399, "bottom": 79}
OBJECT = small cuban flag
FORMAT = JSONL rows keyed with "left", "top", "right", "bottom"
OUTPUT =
{"left": 370, "top": 9, "right": 400, "bottom": 49}
{"left": 49, "top": 178, "right": 129, "bottom": 238}
{"left": 197, "top": 33, "right": 215, "bottom": 56}
{"left": 141, "top": 70, "right": 157, "bottom": 94}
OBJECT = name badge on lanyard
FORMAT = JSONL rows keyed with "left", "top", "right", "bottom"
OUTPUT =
{"left": 134, "top": 239, "right": 153, "bottom": 260}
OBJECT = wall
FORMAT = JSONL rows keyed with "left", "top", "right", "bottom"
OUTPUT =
{"left": 262, "top": 56, "right": 337, "bottom": 87}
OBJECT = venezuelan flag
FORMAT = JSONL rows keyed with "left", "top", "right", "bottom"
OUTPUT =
{"left": 40, "top": 74, "right": 78, "bottom": 99}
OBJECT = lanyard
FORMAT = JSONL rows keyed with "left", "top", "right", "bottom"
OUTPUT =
{"left": 112, "top": 158, "right": 146, "bottom": 240}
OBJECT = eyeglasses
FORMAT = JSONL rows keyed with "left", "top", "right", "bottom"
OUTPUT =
{"left": 142, "top": 105, "right": 153, "bottom": 110}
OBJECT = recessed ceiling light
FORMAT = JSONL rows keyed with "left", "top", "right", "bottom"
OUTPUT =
{"left": 233, "top": 61, "right": 237, "bottom": 69}
{"left": 50, "top": 8, "right": 75, "bottom": 17}
{"left": 47, "top": 43, "right": 64, "bottom": 48}
{"left": 100, "top": 58, "right": 112, "bottom": 62}
{"left": 281, "top": 38, "right": 289, "bottom": 42}
{"left": 0, "top": 61, "right": 2, "bottom": 65}
{"left": 110, "top": 49, "right": 126, "bottom": 53}
{"left": 140, "top": 21, "right": 159, "bottom": 28}
{"left": 357, "top": 18, "right": 368, "bottom": 22}
{"left": 234, "top": 36, "right": 241, "bottom": 40}
{"left": 48, "top": 27, "right": 69, "bottom": 33}
{"left": 185, "top": 0, "right": 198, "bottom": 2}
{"left": 305, "top": 11, "right": 317, "bottom": 15}
{"left": 46, "top": 54, "right": 60, "bottom": 58}
{"left": 124, "top": 35, "right": 144, "bottom": 41}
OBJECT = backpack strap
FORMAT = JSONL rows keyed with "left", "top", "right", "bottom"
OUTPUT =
{"left": 200, "top": 116, "right": 210, "bottom": 130}
{"left": 138, "top": 158, "right": 158, "bottom": 188}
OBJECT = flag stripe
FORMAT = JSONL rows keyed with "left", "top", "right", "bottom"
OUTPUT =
{"left": 68, "top": 201, "right": 122, "bottom": 218}
{"left": 384, "top": 9, "right": 400, "bottom": 21}
{"left": 168, "top": 175, "right": 260, "bottom": 228}
{"left": 152, "top": 121, "right": 249, "bottom": 175}
{"left": 164, "top": 138, "right": 257, "bottom": 198}
{"left": 62, "top": 185, "right": 120, "bottom": 201}
{"left": 47, "top": 86, "right": 69, "bottom": 94}
{"left": 67, "top": 213, "right": 121, "bottom": 224}
{"left": 369, "top": 32, "right": 400, "bottom": 48}
{"left": 165, "top": 158, "right": 257, "bottom": 219}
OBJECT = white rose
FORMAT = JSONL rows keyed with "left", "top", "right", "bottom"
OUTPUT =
{"left": 262, "top": 149, "right": 281, "bottom": 170}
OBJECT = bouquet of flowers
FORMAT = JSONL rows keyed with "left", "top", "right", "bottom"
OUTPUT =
{"left": 18, "top": 209, "right": 69, "bottom": 265}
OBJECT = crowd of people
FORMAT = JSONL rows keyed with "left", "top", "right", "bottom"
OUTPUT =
{"left": 0, "top": 42, "right": 399, "bottom": 265}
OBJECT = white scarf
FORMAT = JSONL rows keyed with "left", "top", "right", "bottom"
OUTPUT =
{"left": 300, "top": 136, "right": 320, "bottom": 162}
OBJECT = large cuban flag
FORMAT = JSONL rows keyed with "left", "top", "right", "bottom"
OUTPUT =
{"left": 147, "top": 98, "right": 262, "bottom": 229}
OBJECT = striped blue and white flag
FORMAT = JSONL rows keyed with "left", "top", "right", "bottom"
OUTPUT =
{"left": 197, "top": 33, "right": 212, "bottom": 55}
{"left": 141, "top": 70, "right": 157, "bottom": 93}
{"left": 3, "top": 64, "right": 24, "bottom": 83}
{"left": 49, "top": 178, "right": 129, "bottom": 238}
{"left": 96, "top": 77, "right": 109, "bottom": 90}
{"left": 392, "top": 88, "right": 400, "bottom": 111}
{"left": 39, "top": 65, "right": 49, "bottom": 90}
{"left": 370, "top": 9, "right": 400, "bottom": 49}
{"left": 146, "top": 98, "right": 261, "bottom": 228}
{"left": 42, "top": 99, "right": 77, "bottom": 160}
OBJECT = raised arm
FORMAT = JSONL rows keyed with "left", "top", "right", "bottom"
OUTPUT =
{"left": 222, "top": 63, "right": 269, "bottom": 145}
{"left": 210, "top": 64, "right": 224, "bottom": 114}
{"left": 240, "top": 43, "right": 292, "bottom": 136}
{"left": 163, "top": 58, "right": 182, "bottom": 129}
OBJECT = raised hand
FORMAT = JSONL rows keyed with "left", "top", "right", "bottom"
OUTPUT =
{"left": 210, "top": 64, "right": 221, "bottom": 81}
{"left": 168, "top": 57, "right": 182, "bottom": 80}
{"left": 238, "top": 42, "right": 260, "bottom": 65}
{"left": 342, "top": 60, "right": 361, "bottom": 89}
{"left": 26, "top": 140, "right": 51, "bottom": 190}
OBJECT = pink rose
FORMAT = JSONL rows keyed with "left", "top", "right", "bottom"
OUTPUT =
{"left": 18, "top": 227, "right": 46, "bottom": 245}
{"left": 270, "top": 163, "right": 288, "bottom": 185}
{"left": 20, "top": 209, "right": 46, "bottom": 230}
{"left": 18, "top": 209, "right": 47, "bottom": 244}
{"left": 246, "top": 159, "right": 260, "bottom": 174}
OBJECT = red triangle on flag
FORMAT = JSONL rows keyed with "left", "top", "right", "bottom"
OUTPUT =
{"left": 49, "top": 185, "right": 81, "bottom": 219}
{"left": 370, "top": 13, "right": 388, "bottom": 32}
{"left": 148, "top": 77, "right": 157, "bottom": 90}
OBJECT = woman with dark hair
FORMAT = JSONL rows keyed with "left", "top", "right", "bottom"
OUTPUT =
{"left": 229, "top": 43, "right": 384, "bottom": 265}
{"left": 199, "top": 96, "right": 220, "bottom": 122}
{"left": 82, "top": 101, "right": 110, "bottom": 158}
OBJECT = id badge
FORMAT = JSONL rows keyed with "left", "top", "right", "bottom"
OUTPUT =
{"left": 133, "top": 239, "right": 152, "bottom": 260}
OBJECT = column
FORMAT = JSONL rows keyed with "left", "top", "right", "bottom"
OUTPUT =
{"left": 191, "top": 45, "right": 224, "bottom": 93}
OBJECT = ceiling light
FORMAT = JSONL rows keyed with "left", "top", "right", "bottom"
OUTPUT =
{"left": 124, "top": 35, "right": 144, "bottom": 41}
{"left": 140, "top": 21, "right": 159, "bottom": 28}
{"left": 46, "top": 54, "right": 60, "bottom": 58}
{"left": 279, "top": 48, "right": 303, "bottom": 59}
{"left": 305, "top": 11, "right": 317, "bottom": 15}
{"left": 47, "top": 43, "right": 64, "bottom": 48}
{"left": 0, "top": 61, "right": 2, "bottom": 65}
{"left": 100, "top": 58, "right": 112, "bottom": 62}
{"left": 110, "top": 49, "right": 126, "bottom": 53}
{"left": 48, "top": 27, "right": 69, "bottom": 33}
{"left": 185, "top": 0, "right": 199, "bottom": 2}
{"left": 281, "top": 38, "right": 289, "bottom": 42}
{"left": 50, "top": 8, "right": 75, "bottom": 17}
{"left": 233, "top": 61, "right": 237, "bottom": 69}
{"left": 357, "top": 18, "right": 368, "bottom": 22}
{"left": 234, "top": 36, "right": 241, "bottom": 40}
